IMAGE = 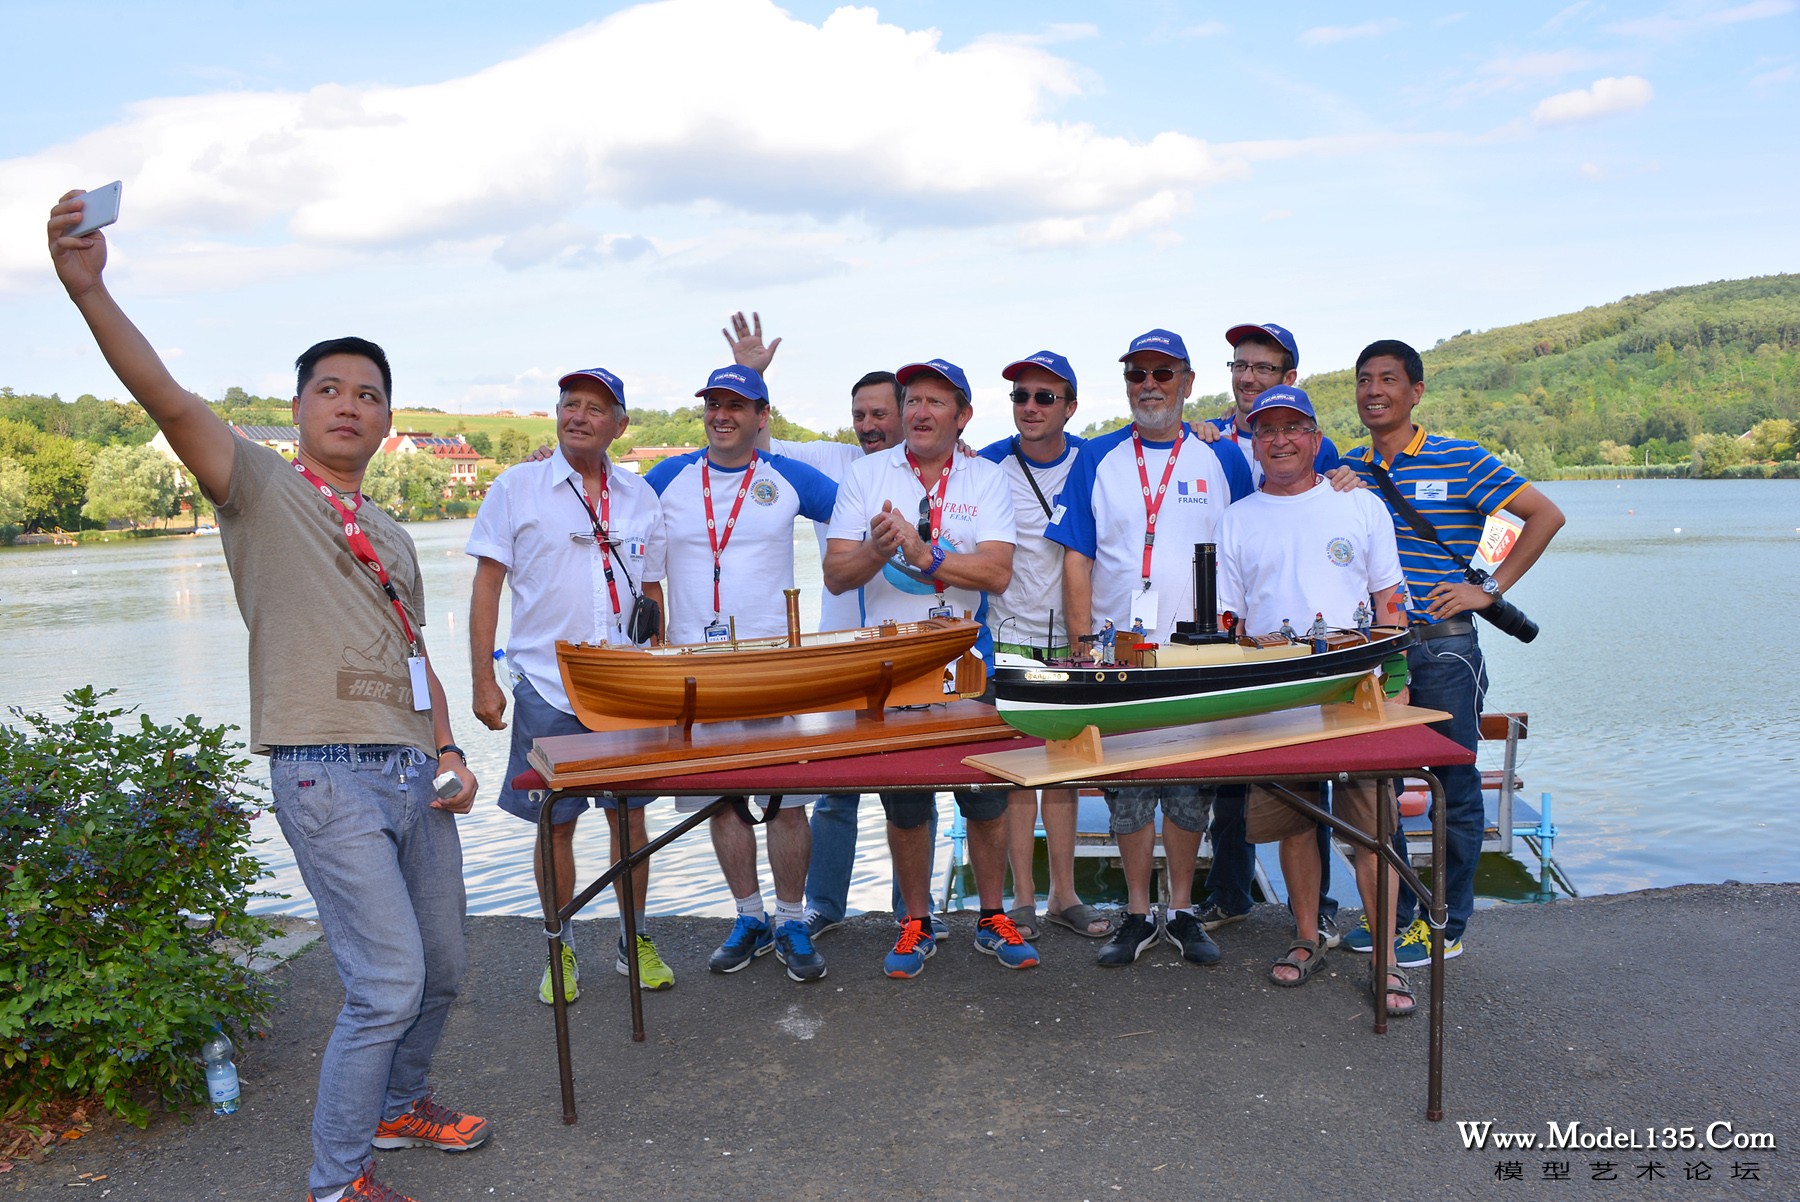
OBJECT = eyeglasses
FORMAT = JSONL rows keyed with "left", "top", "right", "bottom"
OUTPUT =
{"left": 1009, "top": 389, "right": 1066, "bottom": 407}
{"left": 916, "top": 496, "right": 932, "bottom": 544}
{"left": 1251, "top": 423, "right": 1318, "bottom": 442}
{"left": 1227, "top": 360, "right": 1285, "bottom": 379}
{"left": 1123, "top": 367, "right": 1185, "bottom": 384}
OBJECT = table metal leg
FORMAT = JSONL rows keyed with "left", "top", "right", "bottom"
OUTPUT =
{"left": 1424, "top": 770, "right": 1447, "bottom": 1122}
{"left": 542, "top": 795, "right": 731, "bottom": 1123}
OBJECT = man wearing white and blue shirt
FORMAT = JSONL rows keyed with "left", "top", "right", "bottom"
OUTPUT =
{"left": 825, "top": 358, "right": 1036, "bottom": 978}
{"left": 467, "top": 366, "right": 673, "bottom": 1003}
{"left": 976, "top": 350, "right": 1111, "bottom": 941}
{"left": 1045, "top": 329, "right": 1254, "bottom": 970}
{"left": 646, "top": 364, "right": 838, "bottom": 983}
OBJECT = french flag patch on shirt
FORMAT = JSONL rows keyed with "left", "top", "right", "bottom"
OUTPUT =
{"left": 1178, "top": 479, "right": 1208, "bottom": 496}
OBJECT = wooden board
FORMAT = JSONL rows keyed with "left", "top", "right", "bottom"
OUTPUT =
{"left": 529, "top": 701, "right": 1018, "bottom": 790}
{"left": 963, "top": 694, "right": 1453, "bottom": 787}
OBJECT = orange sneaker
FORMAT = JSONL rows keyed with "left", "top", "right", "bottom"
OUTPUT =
{"left": 307, "top": 1162, "right": 417, "bottom": 1201}
{"left": 371, "top": 1095, "right": 492, "bottom": 1153}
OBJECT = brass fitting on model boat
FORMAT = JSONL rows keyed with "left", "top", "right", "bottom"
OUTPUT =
{"left": 784, "top": 588, "right": 802, "bottom": 647}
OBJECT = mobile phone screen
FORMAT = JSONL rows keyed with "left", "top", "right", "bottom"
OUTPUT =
{"left": 71, "top": 181, "right": 122, "bottom": 237}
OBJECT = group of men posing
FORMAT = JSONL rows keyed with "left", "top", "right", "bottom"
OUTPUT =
{"left": 472, "top": 311, "right": 1567, "bottom": 1018}
{"left": 50, "top": 182, "right": 1562, "bottom": 1202}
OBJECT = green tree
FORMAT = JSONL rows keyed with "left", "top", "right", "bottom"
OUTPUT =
{"left": 0, "top": 456, "right": 28, "bottom": 527}
{"left": 82, "top": 444, "right": 182, "bottom": 528}
{"left": 1690, "top": 432, "right": 1749, "bottom": 477}
{"left": 0, "top": 417, "right": 93, "bottom": 531}
{"left": 362, "top": 451, "right": 452, "bottom": 518}
{"left": 1746, "top": 418, "right": 1796, "bottom": 460}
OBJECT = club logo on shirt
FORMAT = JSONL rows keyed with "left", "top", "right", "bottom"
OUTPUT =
{"left": 1414, "top": 480, "right": 1449, "bottom": 502}
{"left": 751, "top": 479, "right": 780, "bottom": 506}
{"left": 1326, "top": 537, "right": 1355, "bottom": 567}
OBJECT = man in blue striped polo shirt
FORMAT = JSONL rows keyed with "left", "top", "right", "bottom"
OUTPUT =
{"left": 1338, "top": 339, "right": 1564, "bottom": 967}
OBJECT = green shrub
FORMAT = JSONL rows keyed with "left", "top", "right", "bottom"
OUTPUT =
{"left": 0, "top": 689, "right": 275, "bottom": 1127}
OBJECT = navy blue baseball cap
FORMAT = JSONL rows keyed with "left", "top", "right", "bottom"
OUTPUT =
{"left": 1001, "top": 350, "right": 1077, "bottom": 394}
{"left": 557, "top": 366, "right": 627, "bottom": 408}
{"left": 896, "top": 359, "right": 973, "bottom": 401}
{"left": 1225, "top": 321, "right": 1300, "bottom": 369}
{"left": 1247, "top": 385, "right": 1317, "bottom": 426}
{"left": 1119, "top": 329, "right": 1190, "bottom": 363}
{"left": 694, "top": 364, "right": 769, "bottom": 403}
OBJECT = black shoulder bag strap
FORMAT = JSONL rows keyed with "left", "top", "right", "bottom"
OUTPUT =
{"left": 1012, "top": 437, "right": 1055, "bottom": 518}
{"left": 1364, "top": 458, "right": 1473, "bottom": 575}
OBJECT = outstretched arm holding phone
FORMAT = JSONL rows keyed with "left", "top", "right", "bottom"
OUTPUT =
{"left": 47, "top": 190, "right": 238, "bottom": 503}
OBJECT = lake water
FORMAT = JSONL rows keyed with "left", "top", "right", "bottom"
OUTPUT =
{"left": 3, "top": 480, "right": 1796, "bottom": 921}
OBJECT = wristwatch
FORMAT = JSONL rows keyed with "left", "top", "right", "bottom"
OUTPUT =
{"left": 1478, "top": 577, "right": 1500, "bottom": 596}
{"left": 437, "top": 743, "right": 467, "bottom": 762}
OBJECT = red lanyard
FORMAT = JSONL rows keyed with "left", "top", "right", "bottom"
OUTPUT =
{"left": 1132, "top": 426, "right": 1186, "bottom": 588}
{"left": 292, "top": 460, "right": 417, "bottom": 653}
{"left": 701, "top": 451, "right": 756, "bottom": 615}
{"left": 566, "top": 476, "right": 624, "bottom": 620}
{"left": 906, "top": 449, "right": 949, "bottom": 595}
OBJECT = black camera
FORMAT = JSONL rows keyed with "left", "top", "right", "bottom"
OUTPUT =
{"left": 626, "top": 593, "right": 662, "bottom": 645}
{"left": 1465, "top": 569, "right": 1539, "bottom": 644}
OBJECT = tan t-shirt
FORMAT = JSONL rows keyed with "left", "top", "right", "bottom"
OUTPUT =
{"left": 216, "top": 438, "right": 435, "bottom": 754}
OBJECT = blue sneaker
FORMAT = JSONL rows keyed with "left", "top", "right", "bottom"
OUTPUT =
{"left": 884, "top": 918, "right": 936, "bottom": 979}
{"left": 1394, "top": 919, "right": 1462, "bottom": 968}
{"left": 708, "top": 915, "right": 773, "bottom": 973}
{"left": 1342, "top": 914, "right": 1374, "bottom": 953}
{"left": 975, "top": 913, "right": 1040, "bottom": 970}
{"left": 804, "top": 909, "right": 844, "bottom": 940}
{"left": 774, "top": 919, "right": 827, "bottom": 982}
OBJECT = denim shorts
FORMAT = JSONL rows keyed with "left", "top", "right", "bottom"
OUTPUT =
{"left": 499, "top": 678, "right": 649, "bottom": 825}
{"left": 879, "top": 789, "right": 1007, "bottom": 830}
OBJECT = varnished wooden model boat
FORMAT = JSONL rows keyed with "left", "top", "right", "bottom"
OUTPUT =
{"left": 557, "top": 614, "right": 985, "bottom": 732}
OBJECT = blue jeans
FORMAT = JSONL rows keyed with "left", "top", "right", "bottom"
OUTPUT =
{"left": 1392, "top": 630, "right": 1488, "bottom": 941}
{"left": 805, "top": 793, "right": 937, "bottom": 922}
{"left": 1206, "top": 783, "right": 1339, "bottom": 920}
{"left": 271, "top": 747, "right": 468, "bottom": 1197}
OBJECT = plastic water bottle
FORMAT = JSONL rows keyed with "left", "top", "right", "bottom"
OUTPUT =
{"left": 202, "top": 1024, "right": 240, "bottom": 1115}
{"left": 493, "top": 648, "right": 520, "bottom": 690}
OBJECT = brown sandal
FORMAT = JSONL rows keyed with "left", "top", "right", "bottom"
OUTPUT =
{"left": 1268, "top": 936, "right": 1327, "bottom": 987}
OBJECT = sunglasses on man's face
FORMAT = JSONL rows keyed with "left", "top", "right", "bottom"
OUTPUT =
{"left": 1009, "top": 389, "right": 1065, "bottom": 407}
{"left": 1123, "top": 367, "right": 1184, "bottom": 384}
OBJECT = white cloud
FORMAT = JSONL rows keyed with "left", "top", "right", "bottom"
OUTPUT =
{"left": 1, "top": 0, "right": 1236, "bottom": 293}
{"left": 1531, "top": 75, "right": 1654, "bottom": 124}
{"left": 1608, "top": 0, "right": 1795, "bottom": 40}
{"left": 1749, "top": 62, "right": 1796, "bottom": 93}
{"left": 1180, "top": 22, "right": 1228, "bottom": 38}
{"left": 1580, "top": 162, "right": 1606, "bottom": 179}
{"left": 1300, "top": 19, "right": 1404, "bottom": 47}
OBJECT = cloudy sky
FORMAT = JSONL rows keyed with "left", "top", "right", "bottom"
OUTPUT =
{"left": 4, "top": 0, "right": 1795, "bottom": 444}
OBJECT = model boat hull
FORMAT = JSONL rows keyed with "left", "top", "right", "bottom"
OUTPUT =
{"left": 994, "top": 629, "right": 1414, "bottom": 741}
{"left": 557, "top": 618, "right": 983, "bottom": 732}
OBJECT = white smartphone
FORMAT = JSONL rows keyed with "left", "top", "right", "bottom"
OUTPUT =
{"left": 70, "top": 181, "right": 123, "bottom": 237}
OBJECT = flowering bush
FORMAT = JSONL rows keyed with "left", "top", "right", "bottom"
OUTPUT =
{"left": 0, "top": 689, "right": 275, "bottom": 1127}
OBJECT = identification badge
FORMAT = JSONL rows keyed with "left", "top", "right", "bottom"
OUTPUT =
{"left": 1415, "top": 480, "right": 1449, "bottom": 502}
{"left": 1129, "top": 589, "right": 1159, "bottom": 638}
{"left": 927, "top": 602, "right": 953, "bottom": 620}
{"left": 1049, "top": 502, "right": 1066, "bottom": 526}
{"left": 407, "top": 655, "right": 431, "bottom": 711}
{"left": 704, "top": 619, "right": 730, "bottom": 644}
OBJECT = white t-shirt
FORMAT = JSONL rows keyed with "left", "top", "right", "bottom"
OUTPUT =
{"left": 465, "top": 448, "right": 666, "bottom": 714}
{"left": 645, "top": 450, "right": 837, "bottom": 644}
{"left": 770, "top": 436, "right": 867, "bottom": 631}
{"left": 1045, "top": 423, "right": 1253, "bottom": 642}
{"left": 1216, "top": 480, "right": 1404, "bottom": 637}
{"left": 826, "top": 444, "right": 1016, "bottom": 662}
{"left": 976, "top": 434, "right": 1084, "bottom": 649}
